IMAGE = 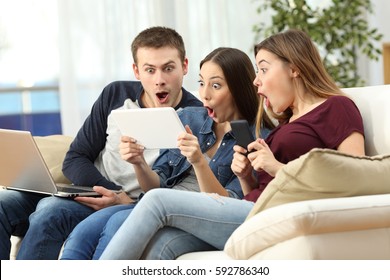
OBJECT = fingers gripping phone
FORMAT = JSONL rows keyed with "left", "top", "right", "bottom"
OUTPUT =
{"left": 230, "top": 120, "right": 255, "bottom": 155}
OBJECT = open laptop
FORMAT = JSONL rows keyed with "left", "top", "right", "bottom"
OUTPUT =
{"left": 0, "top": 128, "right": 102, "bottom": 198}
{"left": 111, "top": 107, "right": 185, "bottom": 149}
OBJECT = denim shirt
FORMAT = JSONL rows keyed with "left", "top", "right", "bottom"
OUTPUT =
{"left": 152, "top": 107, "right": 244, "bottom": 199}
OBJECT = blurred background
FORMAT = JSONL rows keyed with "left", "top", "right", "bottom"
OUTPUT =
{"left": 0, "top": 0, "right": 389, "bottom": 136}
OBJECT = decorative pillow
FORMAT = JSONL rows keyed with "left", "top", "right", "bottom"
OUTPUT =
{"left": 246, "top": 148, "right": 390, "bottom": 220}
{"left": 33, "top": 135, "right": 74, "bottom": 184}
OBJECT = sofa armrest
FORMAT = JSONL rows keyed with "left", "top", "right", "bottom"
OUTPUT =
{"left": 224, "top": 194, "right": 390, "bottom": 259}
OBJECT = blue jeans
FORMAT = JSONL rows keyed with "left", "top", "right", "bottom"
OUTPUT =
{"left": 60, "top": 204, "right": 135, "bottom": 260}
{"left": 16, "top": 195, "right": 95, "bottom": 259}
{"left": 141, "top": 227, "right": 217, "bottom": 259}
{"left": 61, "top": 203, "right": 217, "bottom": 260}
{"left": 0, "top": 190, "right": 43, "bottom": 260}
{"left": 0, "top": 190, "right": 94, "bottom": 260}
{"left": 100, "top": 188, "right": 254, "bottom": 259}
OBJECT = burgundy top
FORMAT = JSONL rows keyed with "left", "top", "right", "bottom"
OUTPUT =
{"left": 244, "top": 95, "right": 364, "bottom": 202}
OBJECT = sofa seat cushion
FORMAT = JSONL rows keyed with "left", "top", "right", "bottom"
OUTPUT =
{"left": 247, "top": 148, "right": 390, "bottom": 218}
{"left": 33, "top": 135, "right": 74, "bottom": 184}
{"left": 225, "top": 193, "right": 390, "bottom": 259}
{"left": 244, "top": 228, "right": 390, "bottom": 260}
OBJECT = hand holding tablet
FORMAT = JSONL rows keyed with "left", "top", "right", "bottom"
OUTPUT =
{"left": 111, "top": 107, "right": 185, "bottom": 149}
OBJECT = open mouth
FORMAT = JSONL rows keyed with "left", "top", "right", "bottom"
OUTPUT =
{"left": 156, "top": 92, "right": 169, "bottom": 103}
{"left": 205, "top": 106, "right": 215, "bottom": 118}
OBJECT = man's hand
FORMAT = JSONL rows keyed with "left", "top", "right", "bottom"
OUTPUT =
{"left": 74, "top": 186, "right": 134, "bottom": 210}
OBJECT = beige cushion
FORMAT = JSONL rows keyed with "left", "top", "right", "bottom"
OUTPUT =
{"left": 246, "top": 148, "right": 390, "bottom": 219}
{"left": 225, "top": 193, "right": 390, "bottom": 259}
{"left": 33, "top": 135, "right": 74, "bottom": 184}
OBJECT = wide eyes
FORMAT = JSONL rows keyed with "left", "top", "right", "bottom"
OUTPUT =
{"left": 212, "top": 83, "right": 221, "bottom": 89}
{"left": 197, "top": 81, "right": 221, "bottom": 90}
{"left": 145, "top": 65, "right": 174, "bottom": 74}
{"left": 197, "top": 81, "right": 221, "bottom": 89}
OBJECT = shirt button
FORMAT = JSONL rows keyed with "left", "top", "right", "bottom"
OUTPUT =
{"left": 207, "top": 142, "right": 210, "bottom": 145}
{"left": 212, "top": 159, "right": 216, "bottom": 162}
{"left": 222, "top": 142, "right": 225, "bottom": 146}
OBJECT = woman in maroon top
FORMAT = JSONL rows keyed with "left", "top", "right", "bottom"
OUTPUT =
{"left": 99, "top": 29, "right": 365, "bottom": 260}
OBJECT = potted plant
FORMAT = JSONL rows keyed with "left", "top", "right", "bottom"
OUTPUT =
{"left": 252, "top": 0, "right": 383, "bottom": 87}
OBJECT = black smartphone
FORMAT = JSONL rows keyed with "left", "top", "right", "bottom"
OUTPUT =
{"left": 230, "top": 120, "right": 255, "bottom": 153}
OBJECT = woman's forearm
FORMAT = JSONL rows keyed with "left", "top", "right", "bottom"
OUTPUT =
{"left": 192, "top": 158, "right": 228, "bottom": 196}
{"left": 133, "top": 161, "right": 160, "bottom": 192}
{"left": 238, "top": 174, "right": 257, "bottom": 196}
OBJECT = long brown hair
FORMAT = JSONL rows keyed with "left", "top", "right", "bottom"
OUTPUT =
{"left": 254, "top": 29, "right": 343, "bottom": 131}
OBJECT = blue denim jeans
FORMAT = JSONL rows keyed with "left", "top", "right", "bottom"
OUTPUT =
{"left": 61, "top": 203, "right": 217, "bottom": 260}
{"left": 60, "top": 204, "right": 135, "bottom": 260}
{"left": 0, "top": 190, "right": 43, "bottom": 260}
{"left": 141, "top": 227, "right": 217, "bottom": 259}
{"left": 0, "top": 190, "right": 95, "bottom": 260}
{"left": 100, "top": 188, "right": 254, "bottom": 259}
{"left": 16, "top": 195, "right": 95, "bottom": 259}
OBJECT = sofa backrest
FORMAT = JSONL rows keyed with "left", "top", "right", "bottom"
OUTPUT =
{"left": 343, "top": 85, "right": 390, "bottom": 156}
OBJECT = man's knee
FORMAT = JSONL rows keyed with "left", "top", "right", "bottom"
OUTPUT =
{"left": 30, "top": 197, "right": 92, "bottom": 228}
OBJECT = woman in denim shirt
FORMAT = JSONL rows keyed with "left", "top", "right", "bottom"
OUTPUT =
{"left": 60, "top": 47, "right": 274, "bottom": 260}
{"left": 154, "top": 106, "right": 263, "bottom": 198}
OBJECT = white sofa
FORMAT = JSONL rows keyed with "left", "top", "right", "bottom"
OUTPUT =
{"left": 7, "top": 85, "right": 390, "bottom": 260}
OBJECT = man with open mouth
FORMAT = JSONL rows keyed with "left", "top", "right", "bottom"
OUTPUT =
{"left": 3, "top": 26, "right": 202, "bottom": 260}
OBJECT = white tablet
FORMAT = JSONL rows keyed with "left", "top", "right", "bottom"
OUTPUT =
{"left": 111, "top": 107, "right": 185, "bottom": 149}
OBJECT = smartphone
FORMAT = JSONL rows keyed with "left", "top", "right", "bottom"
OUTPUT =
{"left": 230, "top": 120, "right": 255, "bottom": 153}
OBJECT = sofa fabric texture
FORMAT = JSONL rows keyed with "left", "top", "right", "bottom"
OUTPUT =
{"left": 33, "top": 135, "right": 73, "bottom": 184}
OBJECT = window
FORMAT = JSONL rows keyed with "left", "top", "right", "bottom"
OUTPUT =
{"left": 0, "top": 0, "right": 60, "bottom": 135}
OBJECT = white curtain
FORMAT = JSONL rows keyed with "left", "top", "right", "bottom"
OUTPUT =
{"left": 57, "top": 0, "right": 260, "bottom": 136}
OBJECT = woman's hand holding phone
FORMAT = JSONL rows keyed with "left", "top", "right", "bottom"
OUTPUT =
{"left": 230, "top": 120, "right": 255, "bottom": 155}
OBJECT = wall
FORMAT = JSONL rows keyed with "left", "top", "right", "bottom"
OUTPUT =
{"left": 367, "top": 0, "right": 390, "bottom": 85}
